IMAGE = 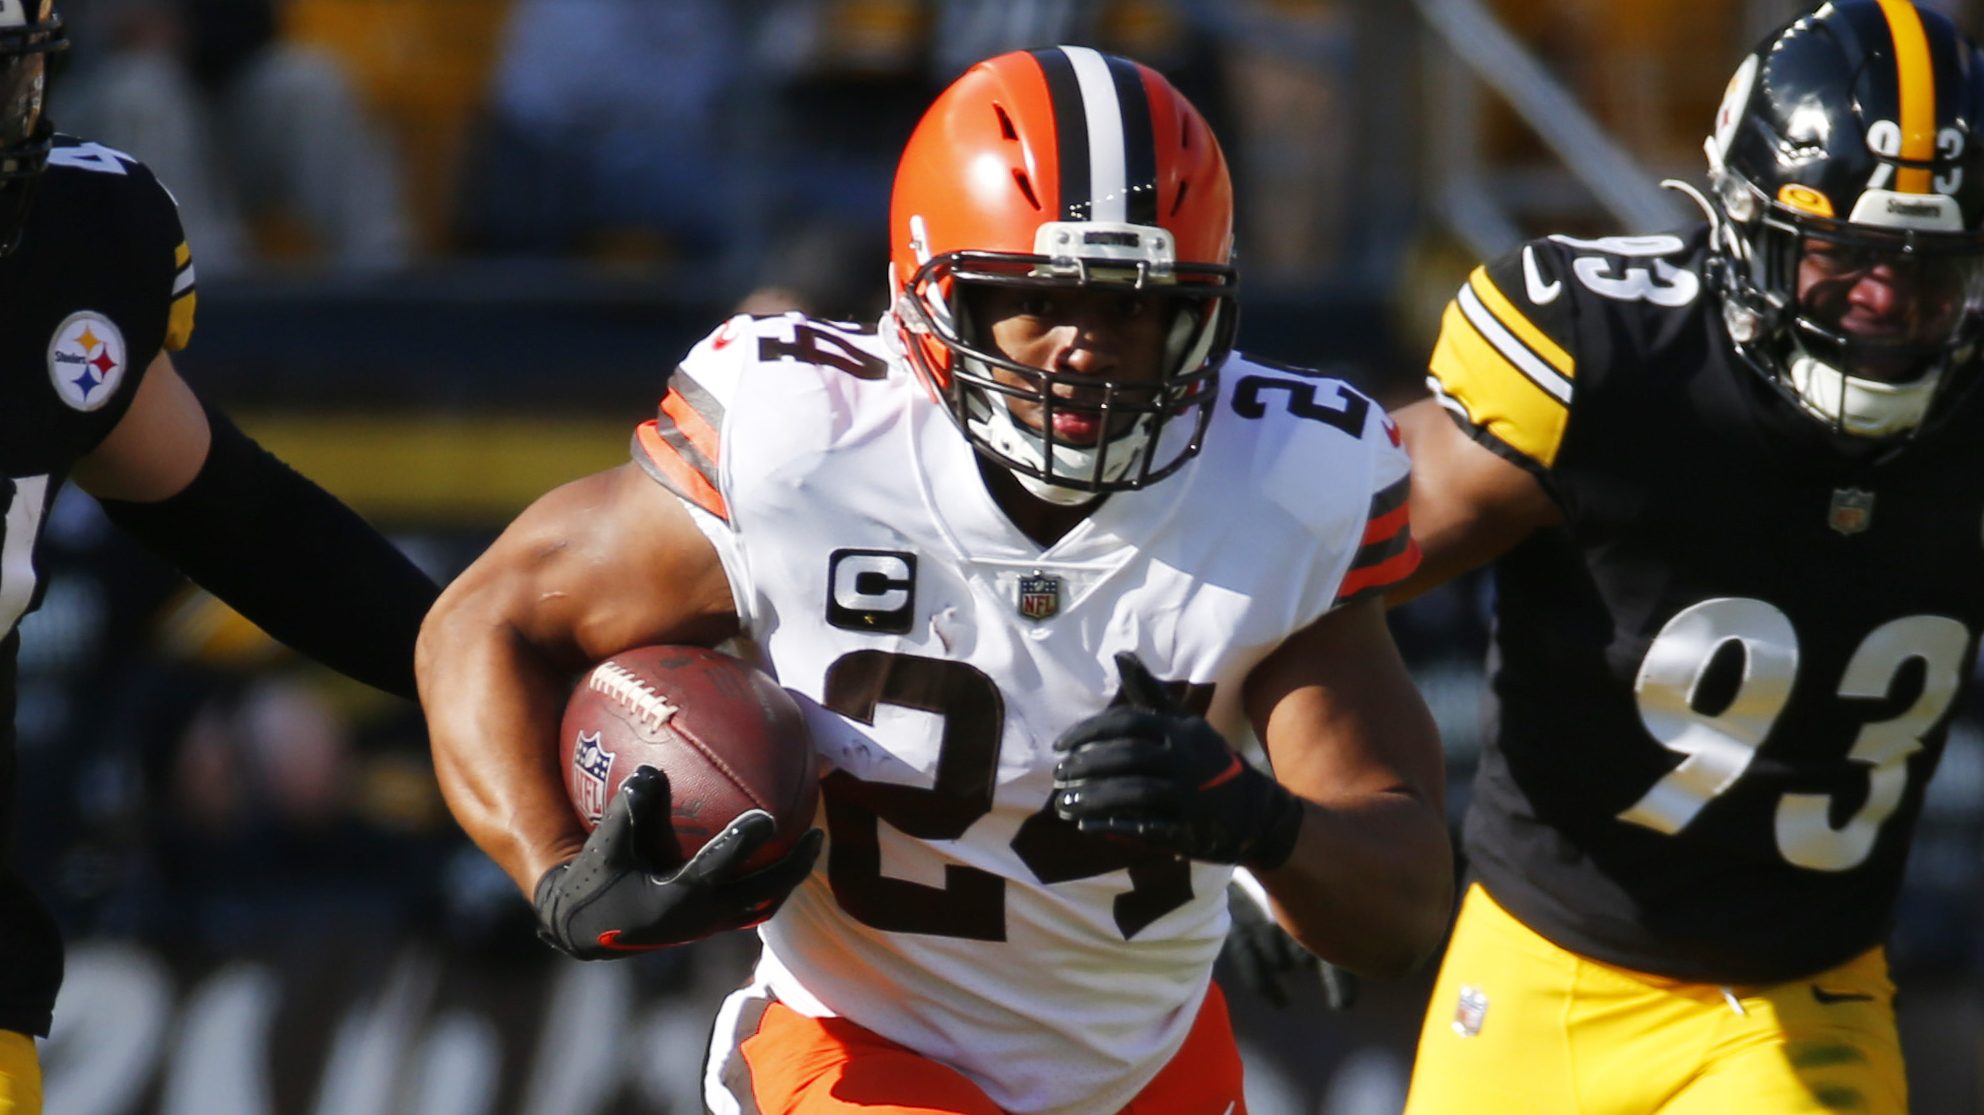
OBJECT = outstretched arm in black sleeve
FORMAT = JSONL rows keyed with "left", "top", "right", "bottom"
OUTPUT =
{"left": 72, "top": 351, "right": 440, "bottom": 700}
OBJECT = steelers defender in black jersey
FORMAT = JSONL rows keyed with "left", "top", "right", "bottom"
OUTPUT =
{"left": 1392, "top": 2, "right": 1984, "bottom": 1112}
{"left": 0, "top": 4, "right": 437, "bottom": 1108}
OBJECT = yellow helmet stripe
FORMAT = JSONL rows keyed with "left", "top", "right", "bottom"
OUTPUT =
{"left": 1876, "top": 0, "right": 1937, "bottom": 193}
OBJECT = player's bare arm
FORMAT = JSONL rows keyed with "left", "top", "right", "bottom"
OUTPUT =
{"left": 68, "top": 352, "right": 209, "bottom": 501}
{"left": 1243, "top": 597, "right": 1452, "bottom": 977}
{"left": 1385, "top": 394, "right": 1561, "bottom": 604}
{"left": 417, "top": 462, "right": 740, "bottom": 897}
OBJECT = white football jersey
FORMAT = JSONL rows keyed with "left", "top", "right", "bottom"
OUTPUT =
{"left": 639, "top": 312, "right": 1415, "bottom": 1115}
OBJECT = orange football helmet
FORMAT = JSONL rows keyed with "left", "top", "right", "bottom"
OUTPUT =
{"left": 890, "top": 46, "right": 1237, "bottom": 499}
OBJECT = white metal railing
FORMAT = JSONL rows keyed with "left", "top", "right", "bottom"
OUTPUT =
{"left": 1412, "top": 0, "right": 1690, "bottom": 257}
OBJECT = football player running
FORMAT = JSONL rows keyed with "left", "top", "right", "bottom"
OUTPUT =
{"left": 418, "top": 47, "right": 1452, "bottom": 1115}
{"left": 0, "top": 4, "right": 438, "bottom": 1109}
{"left": 1393, "top": 3, "right": 1984, "bottom": 1112}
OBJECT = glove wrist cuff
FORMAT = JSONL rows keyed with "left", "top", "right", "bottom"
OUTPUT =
{"left": 1242, "top": 786, "right": 1303, "bottom": 870}
{"left": 533, "top": 863, "right": 569, "bottom": 911}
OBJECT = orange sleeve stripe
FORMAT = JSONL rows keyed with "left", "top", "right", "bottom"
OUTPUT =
{"left": 1361, "top": 500, "right": 1410, "bottom": 547}
{"left": 1335, "top": 538, "right": 1423, "bottom": 603}
{"left": 660, "top": 387, "right": 722, "bottom": 464}
{"left": 633, "top": 422, "right": 728, "bottom": 520}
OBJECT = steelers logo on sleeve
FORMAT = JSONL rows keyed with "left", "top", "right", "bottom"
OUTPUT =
{"left": 46, "top": 311, "right": 129, "bottom": 413}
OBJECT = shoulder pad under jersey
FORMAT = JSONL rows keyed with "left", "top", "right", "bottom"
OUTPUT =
{"left": 38, "top": 135, "right": 199, "bottom": 352}
{"left": 1219, "top": 354, "right": 1417, "bottom": 608}
{"left": 633, "top": 312, "right": 892, "bottom": 521}
{"left": 1427, "top": 230, "right": 1705, "bottom": 470}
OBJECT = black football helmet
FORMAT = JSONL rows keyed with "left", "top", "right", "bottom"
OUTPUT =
{"left": 1693, "top": 0, "right": 1984, "bottom": 438}
{"left": 0, "top": 0, "right": 66, "bottom": 255}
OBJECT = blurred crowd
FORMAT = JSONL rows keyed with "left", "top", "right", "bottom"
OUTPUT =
{"left": 48, "top": 0, "right": 1246, "bottom": 309}
{"left": 39, "top": 0, "right": 1984, "bottom": 319}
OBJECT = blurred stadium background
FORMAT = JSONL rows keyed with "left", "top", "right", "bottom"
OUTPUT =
{"left": 19, "top": 0, "right": 1984, "bottom": 1112}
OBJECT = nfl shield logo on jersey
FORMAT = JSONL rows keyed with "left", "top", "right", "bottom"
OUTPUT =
{"left": 571, "top": 730, "right": 615, "bottom": 826}
{"left": 1828, "top": 487, "right": 1874, "bottom": 536}
{"left": 1017, "top": 571, "right": 1061, "bottom": 621}
{"left": 1451, "top": 985, "right": 1488, "bottom": 1038}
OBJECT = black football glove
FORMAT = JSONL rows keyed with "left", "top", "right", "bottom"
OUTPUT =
{"left": 1221, "top": 875, "right": 1358, "bottom": 1010}
{"left": 1053, "top": 652, "right": 1304, "bottom": 868}
{"left": 533, "top": 766, "right": 822, "bottom": 961}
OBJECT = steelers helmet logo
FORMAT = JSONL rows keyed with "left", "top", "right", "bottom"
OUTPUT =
{"left": 47, "top": 311, "right": 128, "bottom": 412}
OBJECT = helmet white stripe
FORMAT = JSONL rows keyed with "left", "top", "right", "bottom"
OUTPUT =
{"left": 1060, "top": 46, "right": 1129, "bottom": 223}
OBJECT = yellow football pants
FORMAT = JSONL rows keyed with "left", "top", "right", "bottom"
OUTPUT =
{"left": 1404, "top": 883, "right": 1906, "bottom": 1114}
{"left": 0, "top": 1032, "right": 39, "bottom": 1115}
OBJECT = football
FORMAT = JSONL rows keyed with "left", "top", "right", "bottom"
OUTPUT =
{"left": 558, "top": 645, "right": 819, "bottom": 872}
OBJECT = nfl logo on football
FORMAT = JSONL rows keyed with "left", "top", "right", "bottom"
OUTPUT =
{"left": 1018, "top": 571, "right": 1061, "bottom": 621}
{"left": 571, "top": 730, "right": 615, "bottom": 826}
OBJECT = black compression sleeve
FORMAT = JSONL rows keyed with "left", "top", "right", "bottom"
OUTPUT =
{"left": 97, "top": 404, "right": 440, "bottom": 700}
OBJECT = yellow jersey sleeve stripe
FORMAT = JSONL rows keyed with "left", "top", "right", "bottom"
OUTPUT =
{"left": 1877, "top": 0, "right": 1936, "bottom": 193}
{"left": 166, "top": 291, "right": 197, "bottom": 352}
{"left": 1465, "top": 267, "right": 1574, "bottom": 379}
{"left": 1457, "top": 282, "right": 1573, "bottom": 403}
{"left": 1429, "top": 299, "right": 1571, "bottom": 467}
{"left": 167, "top": 238, "right": 198, "bottom": 351}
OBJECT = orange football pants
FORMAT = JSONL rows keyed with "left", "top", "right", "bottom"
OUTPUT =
{"left": 731, "top": 982, "right": 1246, "bottom": 1115}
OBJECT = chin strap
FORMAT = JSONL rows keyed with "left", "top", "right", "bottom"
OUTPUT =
{"left": 1786, "top": 353, "right": 1942, "bottom": 438}
{"left": 963, "top": 385, "right": 1148, "bottom": 505}
{"left": 1015, "top": 473, "right": 1106, "bottom": 506}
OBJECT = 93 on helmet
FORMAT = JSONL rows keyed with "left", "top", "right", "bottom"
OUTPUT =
{"left": 1693, "top": 0, "right": 1984, "bottom": 439}
{"left": 889, "top": 46, "right": 1238, "bottom": 502}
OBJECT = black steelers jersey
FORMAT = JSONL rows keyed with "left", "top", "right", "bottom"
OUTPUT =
{"left": 1430, "top": 224, "right": 1984, "bottom": 984}
{"left": 0, "top": 134, "right": 196, "bottom": 1035}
